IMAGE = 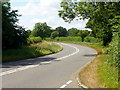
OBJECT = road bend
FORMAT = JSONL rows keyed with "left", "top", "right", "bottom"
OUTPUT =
{"left": 1, "top": 43, "right": 97, "bottom": 88}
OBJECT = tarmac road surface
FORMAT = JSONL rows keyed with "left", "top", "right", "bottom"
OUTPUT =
{"left": 1, "top": 43, "right": 97, "bottom": 88}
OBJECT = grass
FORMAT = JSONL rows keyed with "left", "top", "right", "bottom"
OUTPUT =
{"left": 75, "top": 42, "right": 118, "bottom": 88}
{"left": 2, "top": 41, "right": 63, "bottom": 63}
{"left": 97, "top": 54, "right": 118, "bottom": 88}
{"left": 47, "top": 40, "right": 118, "bottom": 88}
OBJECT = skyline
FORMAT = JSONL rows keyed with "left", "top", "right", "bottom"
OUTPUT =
{"left": 10, "top": 0, "right": 91, "bottom": 31}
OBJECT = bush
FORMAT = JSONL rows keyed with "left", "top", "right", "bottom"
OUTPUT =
{"left": 27, "top": 37, "right": 42, "bottom": 44}
{"left": 3, "top": 42, "right": 62, "bottom": 62}
{"left": 107, "top": 32, "right": 119, "bottom": 67}
{"left": 45, "top": 38, "right": 51, "bottom": 41}
{"left": 55, "top": 37, "right": 82, "bottom": 42}
{"left": 84, "top": 36, "right": 101, "bottom": 43}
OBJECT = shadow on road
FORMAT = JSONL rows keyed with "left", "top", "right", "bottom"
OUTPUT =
{"left": 1, "top": 57, "right": 57, "bottom": 68}
{"left": 83, "top": 54, "right": 97, "bottom": 57}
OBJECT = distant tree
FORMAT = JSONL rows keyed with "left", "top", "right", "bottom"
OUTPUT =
{"left": 2, "top": 2, "right": 27, "bottom": 49}
{"left": 67, "top": 28, "right": 79, "bottom": 36}
{"left": 77, "top": 30, "right": 90, "bottom": 42}
{"left": 55, "top": 26, "right": 67, "bottom": 37}
{"left": 31, "top": 22, "right": 52, "bottom": 39}
{"left": 50, "top": 31, "right": 59, "bottom": 39}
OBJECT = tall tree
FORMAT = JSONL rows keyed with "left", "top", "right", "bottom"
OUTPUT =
{"left": 31, "top": 22, "right": 52, "bottom": 39}
{"left": 77, "top": 30, "right": 90, "bottom": 42}
{"left": 55, "top": 26, "right": 67, "bottom": 37}
{"left": 2, "top": 2, "right": 27, "bottom": 49}
{"left": 50, "top": 31, "right": 59, "bottom": 39}
{"left": 67, "top": 28, "right": 79, "bottom": 36}
{"left": 59, "top": 1, "right": 120, "bottom": 46}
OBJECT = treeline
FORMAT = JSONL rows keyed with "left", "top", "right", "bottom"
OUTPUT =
{"left": 2, "top": 1, "right": 119, "bottom": 68}
{"left": 2, "top": 2, "right": 94, "bottom": 50}
{"left": 30, "top": 23, "right": 95, "bottom": 42}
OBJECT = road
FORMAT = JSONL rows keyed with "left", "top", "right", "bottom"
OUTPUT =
{"left": 1, "top": 43, "right": 97, "bottom": 88}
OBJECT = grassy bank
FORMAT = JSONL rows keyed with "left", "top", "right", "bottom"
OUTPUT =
{"left": 47, "top": 40, "right": 118, "bottom": 88}
{"left": 76, "top": 43, "right": 118, "bottom": 88}
{"left": 3, "top": 41, "right": 62, "bottom": 63}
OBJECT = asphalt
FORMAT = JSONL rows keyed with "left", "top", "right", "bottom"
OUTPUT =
{"left": 1, "top": 43, "right": 97, "bottom": 88}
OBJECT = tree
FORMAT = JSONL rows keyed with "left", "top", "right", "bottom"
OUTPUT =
{"left": 77, "top": 30, "right": 90, "bottom": 42}
{"left": 67, "top": 28, "right": 79, "bottom": 36}
{"left": 50, "top": 31, "right": 59, "bottom": 39}
{"left": 55, "top": 26, "right": 67, "bottom": 37}
{"left": 2, "top": 2, "right": 27, "bottom": 49}
{"left": 25, "top": 30, "right": 31, "bottom": 38}
{"left": 31, "top": 22, "right": 52, "bottom": 39}
{"left": 59, "top": 1, "right": 120, "bottom": 46}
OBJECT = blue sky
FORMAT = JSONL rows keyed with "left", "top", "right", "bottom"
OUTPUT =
{"left": 10, "top": 0, "right": 90, "bottom": 30}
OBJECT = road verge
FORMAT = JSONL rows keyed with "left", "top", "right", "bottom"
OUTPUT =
{"left": 3, "top": 41, "right": 63, "bottom": 63}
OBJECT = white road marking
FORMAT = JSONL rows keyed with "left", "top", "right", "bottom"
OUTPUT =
{"left": 0, "top": 65, "right": 39, "bottom": 77}
{"left": 1, "top": 43, "right": 79, "bottom": 76}
{"left": 66, "top": 80, "right": 72, "bottom": 84}
{"left": 60, "top": 80, "right": 72, "bottom": 88}
{"left": 54, "top": 43, "right": 79, "bottom": 61}
{"left": 77, "top": 78, "right": 88, "bottom": 88}
{"left": 40, "top": 61, "right": 51, "bottom": 64}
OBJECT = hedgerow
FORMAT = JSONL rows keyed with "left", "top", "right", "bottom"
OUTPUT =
{"left": 55, "top": 37, "right": 82, "bottom": 42}
{"left": 27, "top": 36, "right": 42, "bottom": 44}
{"left": 107, "top": 32, "right": 119, "bottom": 67}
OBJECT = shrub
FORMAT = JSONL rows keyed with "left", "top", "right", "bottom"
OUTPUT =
{"left": 27, "top": 36, "right": 42, "bottom": 44}
{"left": 84, "top": 36, "right": 101, "bottom": 43}
{"left": 55, "top": 37, "right": 82, "bottom": 42}
{"left": 45, "top": 38, "right": 51, "bottom": 41}
{"left": 107, "top": 32, "right": 119, "bottom": 67}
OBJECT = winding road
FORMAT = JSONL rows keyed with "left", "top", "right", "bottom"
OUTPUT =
{"left": 1, "top": 43, "right": 97, "bottom": 88}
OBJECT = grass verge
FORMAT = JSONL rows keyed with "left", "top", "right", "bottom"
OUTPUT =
{"left": 48, "top": 41, "right": 118, "bottom": 88}
{"left": 2, "top": 41, "right": 63, "bottom": 63}
{"left": 78, "top": 44, "right": 118, "bottom": 88}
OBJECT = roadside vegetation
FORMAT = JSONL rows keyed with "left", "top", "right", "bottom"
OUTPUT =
{"left": 2, "top": 1, "right": 119, "bottom": 89}
{"left": 57, "top": 1, "right": 119, "bottom": 88}
{"left": 45, "top": 37, "right": 118, "bottom": 88}
{"left": 2, "top": 2, "right": 62, "bottom": 63}
{"left": 3, "top": 41, "right": 62, "bottom": 62}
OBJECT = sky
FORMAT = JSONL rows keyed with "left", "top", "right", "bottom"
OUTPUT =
{"left": 10, "top": 0, "right": 90, "bottom": 31}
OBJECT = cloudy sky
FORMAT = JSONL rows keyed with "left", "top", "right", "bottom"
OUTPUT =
{"left": 10, "top": 0, "right": 90, "bottom": 30}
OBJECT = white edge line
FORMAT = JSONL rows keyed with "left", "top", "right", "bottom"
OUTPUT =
{"left": 76, "top": 47, "right": 97, "bottom": 89}
{"left": 77, "top": 77, "right": 88, "bottom": 89}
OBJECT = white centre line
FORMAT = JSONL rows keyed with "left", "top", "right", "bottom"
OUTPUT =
{"left": 60, "top": 80, "right": 72, "bottom": 88}
{"left": 1, "top": 43, "right": 79, "bottom": 77}
{"left": 0, "top": 65, "right": 39, "bottom": 76}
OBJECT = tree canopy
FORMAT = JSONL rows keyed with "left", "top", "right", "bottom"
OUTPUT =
{"left": 55, "top": 26, "right": 67, "bottom": 37}
{"left": 31, "top": 22, "right": 52, "bottom": 39}
{"left": 77, "top": 30, "right": 90, "bottom": 42}
{"left": 2, "top": 2, "right": 27, "bottom": 49}
{"left": 67, "top": 28, "right": 79, "bottom": 36}
{"left": 59, "top": 1, "right": 120, "bottom": 46}
{"left": 50, "top": 31, "right": 59, "bottom": 39}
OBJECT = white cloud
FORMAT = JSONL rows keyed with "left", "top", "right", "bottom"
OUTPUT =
{"left": 11, "top": 0, "right": 89, "bottom": 30}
